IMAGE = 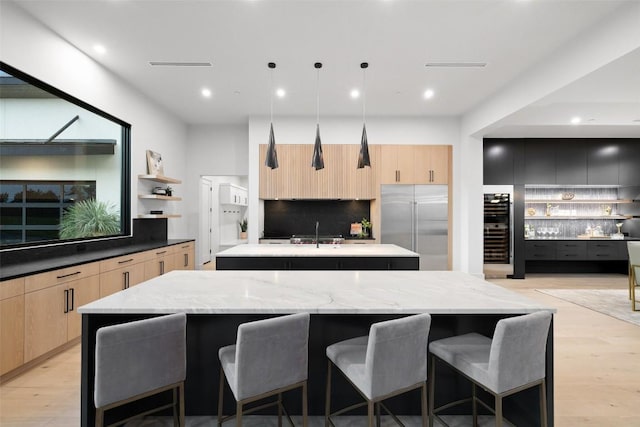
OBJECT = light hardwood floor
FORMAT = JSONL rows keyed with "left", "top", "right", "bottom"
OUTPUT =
{"left": 1, "top": 274, "right": 639, "bottom": 426}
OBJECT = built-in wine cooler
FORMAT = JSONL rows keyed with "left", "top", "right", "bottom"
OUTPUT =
{"left": 484, "top": 193, "right": 510, "bottom": 264}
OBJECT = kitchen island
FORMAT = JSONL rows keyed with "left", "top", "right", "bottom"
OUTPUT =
{"left": 215, "top": 243, "right": 420, "bottom": 270}
{"left": 79, "top": 270, "right": 555, "bottom": 426}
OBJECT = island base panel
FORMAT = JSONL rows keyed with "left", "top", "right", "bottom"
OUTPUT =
{"left": 215, "top": 256, "right": 419, "bottom": 270}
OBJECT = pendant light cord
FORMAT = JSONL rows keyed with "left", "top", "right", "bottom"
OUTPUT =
{"left": 270, "top": 67, "right": 274, "bottom": 123}
{"left": 362, "top": 67, "right": 366, "bottom": 124}
{"left": 316, "top": 67, "right": 320, "bottom": 125}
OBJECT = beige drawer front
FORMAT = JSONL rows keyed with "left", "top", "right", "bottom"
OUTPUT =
{"left": 25, "top": 262, "right": 100, "bottom": 293}
{"left": 144, "top": 246, "right": 176, "bottom": 259}
{"left": 1, "top": 277, "right": 25, "bottom": 300}
{"left": 172, "top": 242, "right": 195, "bottom": 252}
{"left": 99, "top": 252, "right": 148, "bottom": 273}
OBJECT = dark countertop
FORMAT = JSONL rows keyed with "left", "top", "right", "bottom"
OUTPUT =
{"left": 0, "top": 239, "right": 194, "bottom": 281}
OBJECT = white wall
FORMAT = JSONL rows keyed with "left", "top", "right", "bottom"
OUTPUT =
{"left": 1, "top": 2, "right": 190, "bottom": 238}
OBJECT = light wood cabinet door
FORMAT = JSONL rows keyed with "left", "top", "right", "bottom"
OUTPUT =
{"left": 414, "top": 145, "right": 451, "bottom": 184}
{"left": 380, "top": 145, "right": 415, "bottom": 184}
{"left": 24, "top": 283, "right": 67, "bottom": 363}
{"left": 99, "top": 264, "right": 145, "bottom": 297}
{"left": 172, "top": 242, "right": 195, "bottom": 271}
{"left": 144, "top": 248, "right": 175, "bottom": 280}
{"left": 66, "top": 275, "right": 100, "bottom": 341}
{"left": 1, "top": 278, "right": 25, "bottom": 375}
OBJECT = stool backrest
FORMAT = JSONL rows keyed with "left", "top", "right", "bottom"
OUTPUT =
{"left": 488, "top": 311, "right": 551, "bottom": 394}
{"left": 94, "top": 313, "right": 187, "bottom": 408}
{"left": 365, "top": 313, "right": 431, "bottom": 399}
{"left": 628, "top": 242, "right": 640, "bottom": 284}
{"left": 235, "top": 312, "right": 310, "bottom": 400}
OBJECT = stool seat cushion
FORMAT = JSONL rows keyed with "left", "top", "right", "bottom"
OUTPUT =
{"left": 326, "top": 335, "right": 369, "bottom": 396}
{"left": 218, "top": 344, "right": 238, "bottom": 398}
{"left": 429, "top": 332, "right": 492, "bottom": 389}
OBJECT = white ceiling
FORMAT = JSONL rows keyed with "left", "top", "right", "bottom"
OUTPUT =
{"left": 9, "top": 0, "right": 640, "bottom": 138}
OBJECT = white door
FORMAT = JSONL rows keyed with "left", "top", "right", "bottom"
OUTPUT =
{"left": 199, "top": 178, "right": 213, "bottom": 266}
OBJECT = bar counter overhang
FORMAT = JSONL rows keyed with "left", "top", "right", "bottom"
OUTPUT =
{"left": 79, "top": 270, "right": 556, "bottom": 426}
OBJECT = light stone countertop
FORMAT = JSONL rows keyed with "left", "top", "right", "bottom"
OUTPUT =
{"left": 215, "top": 243, "right": 418, "bottom": 257}
{"left": 79, "top": 270, "right": 555, "bottom": 315}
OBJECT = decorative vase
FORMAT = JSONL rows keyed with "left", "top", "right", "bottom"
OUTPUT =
{"left": 240, "top": 231, "right": 247, "bottom": 240}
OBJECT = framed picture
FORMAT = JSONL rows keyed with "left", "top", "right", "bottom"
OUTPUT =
{"left": 146, "top": 150, "right": 164, "bottom": 175}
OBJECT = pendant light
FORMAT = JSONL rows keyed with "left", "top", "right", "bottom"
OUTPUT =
{"left": 264, "top": 62, "right": 279, "bottom": 169}
{"left": 357, "top": 62, "right": 371, "bottom": 168}
{"left": 311, "top": 62, "right": 325, "bottom": 170}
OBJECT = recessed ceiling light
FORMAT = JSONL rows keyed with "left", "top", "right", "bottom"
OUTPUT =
{"left": 276, "top": 88, "right": 286, "bottom": 98}
{"left": 93, "top": 44, "right": 106, "bottom": 55}
{"left": 350, "top": 89, "right": 360, "bottom": 99}
{"left": 201, "top": 88, "right": 212, "bottom": 98}
{"left": 570, "top": 116, "right": 582, "bottom": 125}
{"left": 423, "top": 89, "right": 435, "bottom": 99}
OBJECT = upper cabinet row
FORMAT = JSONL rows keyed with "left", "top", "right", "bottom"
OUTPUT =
{"left": 484, "top": 139, "right": 640, "bottom": 186}
{"left": 259, "top": 144, "right": 451, "bottom": 199}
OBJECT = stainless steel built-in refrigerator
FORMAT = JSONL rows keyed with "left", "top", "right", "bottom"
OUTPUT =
{"left": 381, "top": 185, "right": 448, "bottom": 270}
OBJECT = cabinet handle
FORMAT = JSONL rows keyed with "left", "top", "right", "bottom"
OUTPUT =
{"left": 160, "top": 260, "right": 165, "bottom": 275}
{"left": 70, "top": 288, "right": 75, "bottom": 312}
{"left": 156, "top": 250, "right": 167, "bottom": 255}
{"left": 123, "top": 271, "right": 130, "bottom": 289}
{"left": 181, "top": 245, "right": 190, "bottom": 249}
{"left": 184, "top": 254, "right": 188, "bottom": 267}
{"left": 64, "top": 289, "right": 69, "bottom": 314}
{"left": 118, "top": 258, "right": 134, "bottom": 264}
{"left": 57, "top": 271, "right": 81, "bottom": 279}
{"left": 395, "top": 170, "right": 400, "bottom": 182}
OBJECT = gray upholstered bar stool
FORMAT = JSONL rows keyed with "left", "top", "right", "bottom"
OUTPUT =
{"left": 324, "top": 313, "right": 432, "bottom": 427}
{"left": 217, "top": 312, "right": 310, "bottom": 427}
{"left": 94, "top": 312, "right": 187, "bottom": 427}
{"left": 628, "top": 241, "right": 640, "bottom": 311}
{"left": 428, "top": 311, "right": 552, "bottom": 427}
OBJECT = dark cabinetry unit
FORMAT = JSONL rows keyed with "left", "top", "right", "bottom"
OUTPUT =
{"left": 556, "top": 241, "right": 587, "bottom": 260}
{"left": 525, "top": 240, "right": 629, "bottom": 261}
{"left": 587, "top": 142, "right": 619, "bottom": 185}
{"left": 485, "top": 138, "right": 639, "bottom": 186}
{"left": 619, "top": 141, "right": 640, "bottom": 186}
{"left": 483, "top": 140, "right": 517, "bottom": 185}
{"left": 524, "top": 141, "right": 556, "bottom": 184}
{"left": 555, "top": 143, "right": 587, "bottom": 184}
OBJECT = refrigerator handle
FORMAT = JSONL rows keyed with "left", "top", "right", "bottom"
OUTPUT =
{"left": 412, "top": 200, "right": 417, "bottom": 251}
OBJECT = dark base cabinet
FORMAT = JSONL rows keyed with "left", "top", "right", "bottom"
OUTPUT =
{"left": 525, "top": 240, "right": 629, "bottom": 274}
{"left": 215, "top": 256, "right": 419, "bottom": 270}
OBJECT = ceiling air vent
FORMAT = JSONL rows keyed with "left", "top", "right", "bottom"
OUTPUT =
{"left": 425, "top": 62, "right": 487, "bottom": 68}
{"left": 149, "top": 61, "right": 212, "bottom": 67}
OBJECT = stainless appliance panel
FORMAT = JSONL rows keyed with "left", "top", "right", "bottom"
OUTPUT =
{"left": 381, "top": 185, "right": 414, "bottom": 251}
{"left": 381, "top": 184, "right": 449, "bottom": 271}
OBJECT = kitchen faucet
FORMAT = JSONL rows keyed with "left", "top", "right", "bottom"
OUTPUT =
{"left": 315, "top": 221, "right": 319, "bottom": 248}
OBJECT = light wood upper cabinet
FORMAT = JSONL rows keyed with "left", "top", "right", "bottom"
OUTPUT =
{"left": 259, "top": 144, "right": 376, "bottom": 199}
{"left": 380, "top": 145, "right": 416, "bottom": 184}
{"left": 1, "top": 278, "right": 25, "bottom": 375}
{"left": 381, "top": 145, "right": 450, "bottom": 185}
{"left": 414, "top": 145, "right": 451, "bottom": 184}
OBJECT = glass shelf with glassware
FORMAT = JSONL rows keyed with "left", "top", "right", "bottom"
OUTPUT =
{"left": 523, "top": 185, "right": 638, "bottom": 240}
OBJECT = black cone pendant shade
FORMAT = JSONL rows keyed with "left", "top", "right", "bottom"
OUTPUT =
{"left": 357, "top": 62, "right": 371, "bottom": 169}
{"left": 264, "top": 62, "right": 279, "bottom": 169}
{"left": 265, "top": 122, "right": 278, "bottom": 169}
{"left": 312, "top": 62, "right": 325, "bottom": 170}
{"left": 312, "top": 123, "right": 324, "bottom": 170}
{"left": 357, "top": 124, "right": 371, "bottom": 168}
